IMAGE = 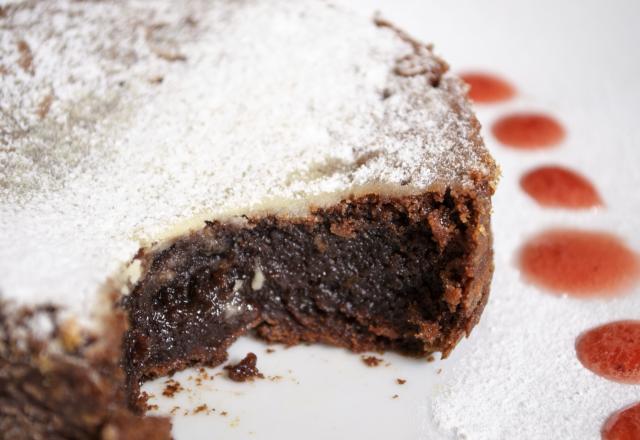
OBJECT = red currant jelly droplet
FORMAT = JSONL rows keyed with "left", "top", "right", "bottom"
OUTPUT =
{"left": 518, "top": 229, "right": 639, "bottom": 297}
{"left": 493, "top": 113, "right": 564, "bottom": 149}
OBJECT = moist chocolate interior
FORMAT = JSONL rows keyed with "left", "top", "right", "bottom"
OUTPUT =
{"left": 123, "top": 191, "right": 485, "bottom": 408}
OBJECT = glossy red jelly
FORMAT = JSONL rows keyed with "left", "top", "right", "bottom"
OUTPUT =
{"left": 493, "top": 113, "right": 564, "bottom": 149}
{"left": 518, "top": 229, "right": 639, "bottom": 297}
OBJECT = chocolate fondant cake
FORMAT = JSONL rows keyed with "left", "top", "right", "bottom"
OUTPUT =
{"left": 0, "top": 0, "right": 497, "bottom": 438}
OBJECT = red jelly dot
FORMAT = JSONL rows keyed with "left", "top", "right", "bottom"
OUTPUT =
{"left": 576, "top": 321, "right": 640, "bottom": 384}
{"left": 520, "top": 165, "right": 603, "bottom": 209}
{"left": 602, "top": 402, "right": 640, "bottom": 440}
{"left": 492, "top": 113, "right": 565, "bottom": 149}
{"left": 459, "top": 72, "right": 516, "bottom": 103}
{"left": 518, "top": 229, "right": 640, "bottom": 297}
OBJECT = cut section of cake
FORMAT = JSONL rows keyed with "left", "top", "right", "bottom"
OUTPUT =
{"left": 0, "top": 0, "right": 498, "bottom": 438}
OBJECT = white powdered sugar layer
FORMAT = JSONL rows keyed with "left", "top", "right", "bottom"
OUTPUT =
{"left": 0, "top": 0, "right": 493, "bottom": 315}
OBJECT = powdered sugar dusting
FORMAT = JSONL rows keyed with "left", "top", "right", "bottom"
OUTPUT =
{"left": 0, "top": 0, "right": 493, "bottom": 314}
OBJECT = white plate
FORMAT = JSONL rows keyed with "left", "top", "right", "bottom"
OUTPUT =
{"left": 144, "top": 1, "right": 640, "bottom": 438}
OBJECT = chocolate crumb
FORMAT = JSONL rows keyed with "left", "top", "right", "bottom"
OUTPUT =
{"left": 17, "top": 40, "right": 34, "bottom": 74}
{"left": 329, "top": 221, "right": 357, "bottom": 238}
{"left": 156, "top": 50, "right": 187, "bottom": 62}
{"left": 220, "top": 411, "right": 228, "bottom": 417}
{"left": 266, "top": 348, "right": 275, "bottom": 354}
{"left": 224, "top": 352, "right": 264, "bottom": 382}
{"left": 146, "top": 404, "right": 159, "bottom": 411}
{"left": 193, "top": 404, "right": 208, "bottom": 414}
{"left": 313, "top": 235, "right": 328, "bottom": 252}
{"left": 426, "top": 354, "right": 436, "bottom": 362}
{"left": 36, "top": 93, "right": 53, "bottom": 119}
{"left": 137, "top": 391, "right": 152, "bottom": 409}
{"left": 361, "top": 355, "right": 382, "bottom": 367}
{"left": 170, "top": 406, "right": 180, "bottom": 415}
{"left": 392, "top": 394, "right": 399, "bottom": 399}
{"left": 396, "top": 378, "right": 406, "bottom": 385}
{"left": 162, "top": 379, "right": 183, "bottom": 397}
{"left": 193, "top": 367, "right": 211, "bottom": 384}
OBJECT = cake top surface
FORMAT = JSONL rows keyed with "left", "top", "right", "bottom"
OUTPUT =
{"left": 0, "top": 0, "right": 495, "bottom": 313}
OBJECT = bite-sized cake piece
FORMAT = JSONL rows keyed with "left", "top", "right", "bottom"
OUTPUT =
{"left": 0, "top": 0, "right": 497, "bottom": 438}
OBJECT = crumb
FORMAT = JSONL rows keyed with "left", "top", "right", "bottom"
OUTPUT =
{"left": 437, "top": 368, "right": 442, "bottom": 375}
{"left": 361, "top": 355, "right": 383, "bottom": 367}
{"left": 17, "top": 40, "right": 34, "bottom": 74}
{"left": 224, "top": 352, "right": 264, "bottom": 382}
{"left": 146, "top": 404, "right": 159, "bottom": 411}
{"left": 396, "top": 378, "right": 406, "bottom": 385}
{"left": 170, "top": 406, "right": 181, "bottom": 415}
{"left": 220, "top": 411, "right": 228, "bottom": 417}
{"left": 230, "top": 416, "right": 240, "bottom": 428}
{"left": 36, "top": 93, "right": 53, "bottom": 119}
{"left": 196, "top": 367, "right": 211, "bottom": 384}
{"left": 426, "top": 354, "right": 436, "bottom": 362}
{"left": 392, "top": 394, "right": 399, "bottom": 399}
{"left": 266, "top": 348, "right": 275, "bottom": 354}
{"left": 156, "top": 50, "right": 187, "bottom": 62}
{"left": 313, "top": 235, "right": 328, "bottom": 252}
{"left": 330, "top": 221, "right": 356, "bottom": 238}
{"left": 268, "top": 375, "right": 283, "bottom": 382}
{"left": 162, "top": 379, "right": 183, "bottom": 397}
{"left": 193, "top": 404, "right": 208, "bottom": 414}
{"left": 137, "top": 391, "right": 152, "bottom": 409}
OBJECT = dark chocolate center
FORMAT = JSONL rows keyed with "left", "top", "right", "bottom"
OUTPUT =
{"left": 122, "top": 192, "right": 476, "bottom": 408}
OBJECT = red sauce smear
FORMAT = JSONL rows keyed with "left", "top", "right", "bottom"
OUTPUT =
{"left": 518, "top": 229, "right": 640, "bottom": 297}
{"left": 520, "top": 165, "right": 602, "bottom": 209}
{"left": 459, "top": 72, "right": 515, "bottom": 103}
{"left": 492, "top": 113, "right": 565, "bottom": 149}
{"left": 602, "top": 402, "right": 640, "bottom": 440}
{"left": 576, "top": 321, "right": 640, "bottom": 384}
